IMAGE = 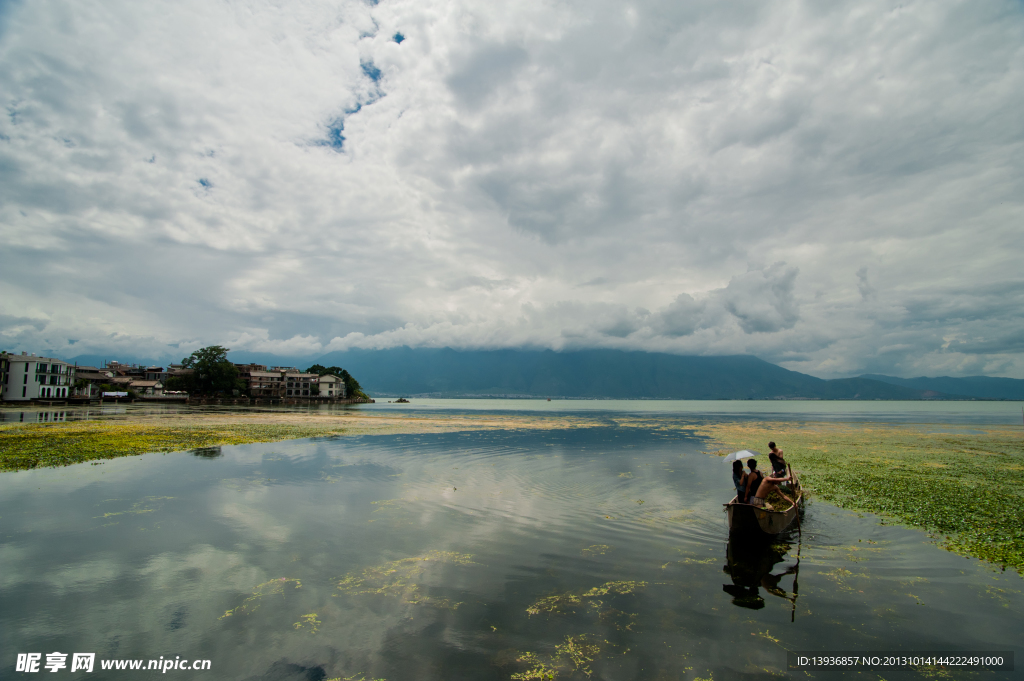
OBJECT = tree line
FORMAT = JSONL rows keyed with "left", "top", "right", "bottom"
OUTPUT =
{"left": 163, "top": 346, "right": 367, "bottom": 398}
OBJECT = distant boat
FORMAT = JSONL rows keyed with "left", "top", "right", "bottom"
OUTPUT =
{"left": 724, "top": 466, "right": 803, "bottom": 535}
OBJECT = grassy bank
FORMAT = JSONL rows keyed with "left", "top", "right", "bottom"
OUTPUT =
{"left": 0, "top": 422, "right": 349, "bottom": 471}
{"left": 0, "top": 409, "right": 602, "bottom": 472}
{"left": 692, "top": 421, "right": 1024, "bottom": 573}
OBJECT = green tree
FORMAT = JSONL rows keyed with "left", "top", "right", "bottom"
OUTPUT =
{"left": 163, "top": 374, "right": 194, "bottom": 393}
{"left": 305, "top": 364, "right": 369, "bottom": 399}
{"left": 182, "top": 345, "right": 246, "bottom": 395}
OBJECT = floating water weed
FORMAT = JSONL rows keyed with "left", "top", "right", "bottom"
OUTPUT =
{"left": 582, "top": 581, "right": 646, "bottom": 597}
{"left": 526, "top": 593, "right": 583, "bottom": 616}
{"left": 527, "top": 581, "right": 646, "bottom": 617}
{"left": 509, "top": 635, "right": 607, "bottom": 680}
{"left": 335, "top": 551, "right": 473, "bottom": 610}
{"left": 220, "top": 577, "right": 302, "bottom": 619}
{"left": 581, "top": 545, "right": 610, "bottom": 556}
{"left": 596, "top": 608, "right": 637, "bottom": 631}
{"left": 293, "top": 612, "right": 320, "bottom": 634}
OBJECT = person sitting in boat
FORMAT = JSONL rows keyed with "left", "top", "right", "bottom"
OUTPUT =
{"left": 744, "top": 459, "right": 764, "bottom": 505}
{"left": 768, "top": 442, "right": 787, "bottom": 476}
{"left": 732, "top": 460, "right": 748, "bottom": 503}
{"left": 751, "top": 467, "right": 796, "bottom": 511}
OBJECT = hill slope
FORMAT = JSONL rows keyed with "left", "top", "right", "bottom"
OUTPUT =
{"left": 860, "top": 374, "right": 1024, "bottom": 400}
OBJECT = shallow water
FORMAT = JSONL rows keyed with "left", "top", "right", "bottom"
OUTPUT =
{"left": 1, "top": 420, "right": 1021, "bottom": 680}
{"left": 3, "top": 397, "right": 1024, "bottom": 426}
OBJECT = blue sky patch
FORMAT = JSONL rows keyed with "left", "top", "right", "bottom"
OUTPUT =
{"left": 315, "top": 118, "right": 346, "bottom": 151}
{"left": 393, "top": 32, "right": 405, "bottom": 43}
{"left": 197, "top": 178, "right": 212, "bottom": 189}
{"left": 361, "top": 61, "right": 382, "bottom": 82}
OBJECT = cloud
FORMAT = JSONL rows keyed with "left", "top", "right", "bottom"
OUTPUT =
{"left": 718, "top": 263, "right": 800, "bottom": 334}
{"left": 1, "top": 0, "right": 1023, "bottom": 377}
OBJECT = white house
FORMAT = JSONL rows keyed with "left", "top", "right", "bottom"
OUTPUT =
{"left": 0, "top": 352, "right": 75, "bottom": 401}
{"left": 318, "top": 374, "right": 346, "bottom": 399}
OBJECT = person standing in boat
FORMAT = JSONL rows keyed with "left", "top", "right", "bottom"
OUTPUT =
{"left": 732, "top": 460, "right": 748, "bottom": 503}
{"left": 768, "top": 442, "right": 787, "bottom": 477}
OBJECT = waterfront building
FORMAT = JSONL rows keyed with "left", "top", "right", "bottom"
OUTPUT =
{"left": 318, "top": 374, "right": 347, "bottom": 398}
{"left": 0, "top": 352, "right": 75, "bottom": 401}
{"left": 248, "top": 370, "right": 285, "bottom": 397}
{"left": 74, "top": 368, "right": 115, "bottom": 399}
{"left": 128, "top": 380, "right": 164, "bottom": 396}
{"left": 244, "top": 369, "right": 337, "bottom": 398}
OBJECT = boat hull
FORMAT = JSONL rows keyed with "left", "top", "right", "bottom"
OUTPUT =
{"left": 724, "top": 494, "right": 801, "bottom": 535}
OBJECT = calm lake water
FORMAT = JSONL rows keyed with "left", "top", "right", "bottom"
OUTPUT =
{"left": 1, "top": 403, "right": 1021, "bottom": 680}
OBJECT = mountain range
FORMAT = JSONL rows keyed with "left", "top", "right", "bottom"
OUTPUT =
{"left": 63, "top": 347, "right": 1024, "bottom": 400}
{"left": 313, "top": 348, "right": 991, "bottom": 400}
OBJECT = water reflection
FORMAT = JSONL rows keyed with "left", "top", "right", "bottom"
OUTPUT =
{"left": 1, "top": 425, "right": 1021, "bottom": 680}
{"left": 723, "top": 531, "right": 800, "bottom": 618}
{"left": 191, "top": 446, "right": 223, "bottom": 458}
{"left": 3, "top": 410, "right": 69, "bottom": 423}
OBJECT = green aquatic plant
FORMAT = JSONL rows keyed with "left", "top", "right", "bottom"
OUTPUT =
{"left": 526, "top": 593, "right": 583, "bottom": 616}
{"left": 581, "top": 581, "right": 646, "bottom": 597}
{"left": 596, "top": 607, "right": 637, "bottom": 631}
{"left": 0, "top": 422, "right": 350, "bottom": 471}
{"left": 508, "top": 635, "right": 607, "bottom": 680}
{"left": 509, "top": 651, "right": 559, "bottom": 681}
{"left": 220, "top": 577, "right": 302, "bottom": 619}
{"left": 580, "top": 545, "right": 611, "bottom": 556}
{"left": 527, "top": 581, "right": 646, "bottom": 617}
{"left": 694, "top": 421, "right": 1024, "bottom": 573}
{"left": 335, "top": 551, "right": 473, "bottom": 610}
{"left": 554, "top": 635, "right": 602, "bottom": 677}
{"left": 293, "top": 612, "right": 321, "bottom": 634}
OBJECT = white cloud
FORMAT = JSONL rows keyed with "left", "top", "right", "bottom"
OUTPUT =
{"left": 1, "top": 0, "right": 1023, "bottom": 377}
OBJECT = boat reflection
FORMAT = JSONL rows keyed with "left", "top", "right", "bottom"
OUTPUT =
{"left": 722, "top": 531, "right": 800, "bottom": 619}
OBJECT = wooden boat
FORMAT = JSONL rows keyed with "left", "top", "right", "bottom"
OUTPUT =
{"left": 724, "top": 465, "right": 803, "bottom": 535}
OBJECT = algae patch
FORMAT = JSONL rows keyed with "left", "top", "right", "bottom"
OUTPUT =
{"left": 335, "top": 551, "right": 474, "bottom": 610}
{"left": 293, "top": 612, "right": 321, "bottom": 634}
{"left": 506, "top": 634, "right": 608, "bottom": 680}
{"left": 220, "top": 577, "right": 302, "bottom": 619}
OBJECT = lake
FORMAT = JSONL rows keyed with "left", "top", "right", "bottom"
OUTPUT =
{"left": 1, "top": 402, "right": 1020, "bottom": 679}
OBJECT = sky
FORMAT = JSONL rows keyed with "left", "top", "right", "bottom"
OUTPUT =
{"left": 1, "top": 0, "right": 1022, "bottom": 379}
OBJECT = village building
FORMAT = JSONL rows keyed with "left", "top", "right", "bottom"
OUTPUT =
{"left": 73, "top": 367, "right": 114, "bottom": 399}
{"left": 128, "top": 380, "right": 164, "bottom": 396}
{"left": 0, "top": 352, "right": 76, "bottom": 401}
{"left": 318, "top": 374, "right": 346, "bottom": 398}
{"left": 243, "top": 368, "right": 347, "bottom": 398}
{"left": 248, "top": 370, "right": 286, "bottom": 397}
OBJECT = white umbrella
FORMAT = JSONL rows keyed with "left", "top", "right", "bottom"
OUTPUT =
{"left": 723, "top": 449, "right": 762, "bottom": 464}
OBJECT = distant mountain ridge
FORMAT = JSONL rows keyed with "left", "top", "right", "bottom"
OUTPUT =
{"left": 315, "top": 347, "right": 958, "bottom": 400}
{"left": 860, "top": 374, "right": 1024, "bottom": 401}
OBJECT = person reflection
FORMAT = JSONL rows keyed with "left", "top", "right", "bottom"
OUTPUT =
{"left": 722, "top": 535, "right": 799, "bottom": 614}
